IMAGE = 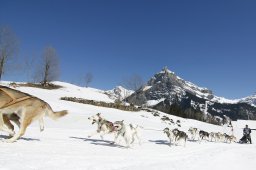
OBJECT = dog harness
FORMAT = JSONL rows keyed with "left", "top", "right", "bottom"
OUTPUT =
{"left": 0, "top": 87, "right": 31, "bottom": 109}
{"left": 98, "top": 117, "right": 115, "bottom": 132}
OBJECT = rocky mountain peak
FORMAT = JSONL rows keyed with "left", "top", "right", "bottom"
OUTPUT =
{"left": 148, "top": 67, "right": 183, "bottom": 87}
{"left": 126, "top": 67, "right": 256, "bottom": 122}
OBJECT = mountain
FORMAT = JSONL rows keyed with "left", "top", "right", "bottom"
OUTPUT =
{"left": 239, "top": 94, "right": 256, "bottom": 107}
{"left": 126, "top": 67, "right": 256, "bottom": 122}
{"left": 105, "top": 86, "right": 134, "bottom": 101}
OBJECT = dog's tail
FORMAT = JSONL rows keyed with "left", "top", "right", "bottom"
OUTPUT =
{"left": 45, "top": 104, "right": 68, "bottom": 120}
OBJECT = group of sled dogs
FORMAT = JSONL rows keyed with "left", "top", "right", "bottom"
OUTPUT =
{"left": 0, "top": 85, "right": 237, "bottom": 147}
{"left": 87, "top": 113, "right": 237, "bottom": 148}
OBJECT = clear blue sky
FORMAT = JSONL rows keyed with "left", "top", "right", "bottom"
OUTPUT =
{"left": 1, "top": 0, "right": 256, "bottom": 99}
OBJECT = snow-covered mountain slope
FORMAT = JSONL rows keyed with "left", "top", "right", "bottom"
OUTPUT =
{"left": 105, "top": 86, "right": 134, "bottom": 101}
{"left": 239, "top": 94, "right": 256, "bottom": 107}
{"left": 1, "top": 81, "right": 115, "bottom": 103}
{"left": 0, "top": 81, "right": 256, "bottom": 170}
{"left": 126, "top": 67, "right": 256, "bottom": 121}
{"left": 131, "top": 67, "right": 239, "bottom": 105}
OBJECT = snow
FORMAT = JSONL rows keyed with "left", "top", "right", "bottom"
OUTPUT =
{"left": 143, "top": 85, "right": 152, "bottom": 91}
{"left": 1, "top": 81, "right": 256, "bottom": 170}
{"left": 239, "top": 94, "right": 256, "bottom": 107}
{"left": 212, "top": 96, "right": 239, "bottom": 104}
{"left": 105, "top": 86, "right": 134, "bottom": 101}
{"left": 146, "top": 98, "right": 165, "bottom": 106}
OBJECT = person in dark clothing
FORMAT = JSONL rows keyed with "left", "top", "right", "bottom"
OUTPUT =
{"left": 239, "top": 125, "right": 252, "bottom": 144}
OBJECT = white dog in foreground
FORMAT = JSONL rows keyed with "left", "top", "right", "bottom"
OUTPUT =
{"left": 113, "top": 120, "right": 141, "bottom": 148}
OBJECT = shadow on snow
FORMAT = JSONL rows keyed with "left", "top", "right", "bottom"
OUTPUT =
{"left": 69, "top": 136, "right": 126, "bottom": 148}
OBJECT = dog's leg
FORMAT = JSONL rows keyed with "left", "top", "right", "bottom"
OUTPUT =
{"left": 174, "top": 136, "right": 179, "bottom": 146}
{"left": 198, "top": 136, "right": 202, "bottom": 144}
{"left": 39, "top": 117, "right": 44, "bottom": 132}
{"left": 184, "top": 137, "right": 187, "bottom": 147}
{"left": 112, "top": 132, "right": 120, "bottom": 144}
{"left": 131, "top": 133, "right": 135, "bottom": 144}
{"left": 137, "top": 133, "right": 142, "bottom": 145}
{"left": 5, "top": 113, "right": 32, "bottom": 143}
{"left": 5, "top": 119, "right": 31, "bottom": 143}
{"left": 98, "top": 128, "right": 107, "bottom": 140}
{"left": 2, "top": 115, "right": 16, "bottom": 136}
{"left": 0, "top": 114, "right": 15, "bottom": 137}
{"left": 88, "top": 131, "right": 99, "bottom": 138}
{"left": 169, "top": 138, "right": 172, "bottom": 147}
{"left": 12, "top": 119, "right": 20, "bottom": 129}
{"left": 124, "top": 136, "right": 131, "bottom": 148}
{"left": 132, "top": 131, "right": 141, "bottom": 145}
{"left": 4, "top": 107, "right": 34, "bottom": 143}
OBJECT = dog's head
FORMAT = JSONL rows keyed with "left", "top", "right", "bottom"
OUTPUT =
{"left": 172, "top": 128, "right": 179, "bottom": 135}
{"left": 113, "top": 120, "right": 124, "bottom": 131}
{"left": 88, "top": 113, "right": 102, "bottom": 125}
{"left": 188, "top": 127, "right": 197, "bottom": 133}
{"left": 163, "top": 127, "right": 170, "bottom": 134}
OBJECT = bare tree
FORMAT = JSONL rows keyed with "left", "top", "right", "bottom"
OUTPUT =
{"left": 84, "top": 72, "right": 93, "bottom": 87}
{"left": 35, "top": 46, "right": 60, "bottom": 86}
{"left": 122, "top": 74, "right": 144, "bottom": 91}
{"left": 0, "top": 26, "right": 19, "bottom": 80}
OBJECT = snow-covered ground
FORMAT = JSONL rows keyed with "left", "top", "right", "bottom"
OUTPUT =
{"left": 1, "top": 82, "right": 256, "bottom": 170}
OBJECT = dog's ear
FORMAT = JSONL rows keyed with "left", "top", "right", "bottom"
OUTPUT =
{"left": 97, "top": 113, "right": 101, "bottom": 116}
{"left": 121, "top": 120, "right": 124, "bottom": 123}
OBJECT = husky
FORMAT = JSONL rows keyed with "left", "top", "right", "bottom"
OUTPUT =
{"left": 224, "top": 134, "right": 237, "bottom": 143}
{"left": 163, "top": 128, "right": 188, "bottom": 147}
{"left": 214, "top": 132, "right": 223, "bottom": 142}
{"left": 0, "top": 85, "right": 68, "bottom": 142}
{"left": 113, "top": 120, "right": 141, "bottom": 148}
{"left": 172, "top": 128, "right": 188, "bottom": 146}
{"left": 88, "top": 113, "right": 116, "bottom": 139}
{"left": 163, "top": 127, "right": 175, "bottom": 147}
{"left": 209, "top": 132, "right": 217, "bottom": 142}
{"left": 188, "top": 127, "right": 199, "bottom": 141}
{"left": 199, "top": 130, "right": 210, "bottom": 142}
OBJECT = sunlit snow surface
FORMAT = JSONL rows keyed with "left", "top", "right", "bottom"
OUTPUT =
{"left": 0, "top": 81, "right": 256, "bottom": 170}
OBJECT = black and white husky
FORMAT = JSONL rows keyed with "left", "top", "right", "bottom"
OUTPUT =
{"left": 199, "top": 130, "right": 210, "bottom": 143}
{"left": 88, "top": 113, "right": 116, "bottom": 139}
{"left": 172, "top": 128, "right": 188, "bottom": 146}
{"left": 163, "top": 127, "right": 175, "bottom": 146}
{"left": 113, "top": 120, "right": 141, "bottom": 148}
{"left": 163, "top": 127, "right": 188, "bottom": 147}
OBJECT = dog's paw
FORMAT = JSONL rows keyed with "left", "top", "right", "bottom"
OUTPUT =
{"left": 109, "top": 142, "right": 115, "bottom": 145}
{"left": 3, "top": 139, "right": 16, "bottom": 143}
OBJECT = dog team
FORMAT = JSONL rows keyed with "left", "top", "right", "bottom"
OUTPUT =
{"left": 0, "top": 85, "right": 240, "bottom": 147}
{"left": 87, "top": 113, "right": 238, "bottom": 148}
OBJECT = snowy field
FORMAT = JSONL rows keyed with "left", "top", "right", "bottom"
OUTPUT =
{"left": 1, "top": 82, "right": 256, "bottom": 170}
